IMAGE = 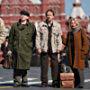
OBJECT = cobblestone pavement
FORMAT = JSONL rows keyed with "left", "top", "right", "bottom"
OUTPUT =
{"left": 0, "top": 62, "right": 90, "bottom": 90}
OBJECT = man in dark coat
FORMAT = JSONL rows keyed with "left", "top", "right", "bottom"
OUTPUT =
{"left": 8, "top": 10, "right": 36, "bottom": 87}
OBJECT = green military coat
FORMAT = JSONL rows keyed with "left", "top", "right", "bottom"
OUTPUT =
{"left": 8, "top": 21, "right": 36, "bottom": 69}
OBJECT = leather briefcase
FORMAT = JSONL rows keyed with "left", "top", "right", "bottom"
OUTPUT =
{"left": 61, "top": 80, "right": 74, "bottom": 88}
{"left": 60, "top": 73, "right": 74, "bottom": 80}
{"left": 60, "top": 73, "right": 74, "bottom": 88}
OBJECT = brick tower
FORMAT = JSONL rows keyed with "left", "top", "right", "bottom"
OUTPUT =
{"left": 0, "top": 0, "right": 65, "bottom": 28}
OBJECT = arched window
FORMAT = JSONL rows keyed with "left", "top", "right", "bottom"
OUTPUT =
{"left": 87, "top": 22, "right": 90, "bottom": 33}
{"left": 34, "top": 6, "right": 40, "bottom": 15}
{"left": 14, "top": 6, "right": 21, "bottom": 15}
{"left": 6, "top": 4, "right": 10, "bottom": 14}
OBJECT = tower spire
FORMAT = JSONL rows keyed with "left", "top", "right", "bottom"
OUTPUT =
{"left": 74, "top": 0, "right": 81, "bottom": 3}
{"left": 71, "top": 0, "right": 86, "bottom": 19}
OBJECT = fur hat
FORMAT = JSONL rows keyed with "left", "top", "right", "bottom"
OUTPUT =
{"left": 20, "top": 10, "right": 30, "bottom": 16}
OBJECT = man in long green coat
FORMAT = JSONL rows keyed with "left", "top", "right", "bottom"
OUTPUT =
{"left": 8, "top": 10, "right": 36, "bottom": 87}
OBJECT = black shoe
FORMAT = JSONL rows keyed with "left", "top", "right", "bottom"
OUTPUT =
{"left": 22, "top": 82, "right": 30, "bottom": 87}
{"left": 52, "top": 81, "right": 59, "bottom": 88}
{"left": 41, "top": 83, "right": 48, "bottom": 87}
{"left": 77, "top": 85, "right": 83, "bottom": 88}
{"left": 14, "top": 83, "right": 21, "bottom": 87}
{"left": 52, "top": 84, "right": 59, "bottom": 88}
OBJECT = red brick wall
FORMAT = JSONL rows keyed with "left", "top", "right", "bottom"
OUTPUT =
{"left": 0, "top": 0, "right": 66, "bottom": 28}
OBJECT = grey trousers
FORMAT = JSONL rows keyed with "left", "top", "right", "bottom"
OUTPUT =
{"left": 78, "top": 69, "right": 84, "bottom": 86}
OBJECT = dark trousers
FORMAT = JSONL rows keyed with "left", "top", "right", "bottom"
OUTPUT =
{"left": 72, "top": 68, "right": 84, "bottom": 87}
{"left": 40, "top": 52, "right": 58, "bottom": 84}
{"left": 13, "top": 69, "right": 28, "bottom": 84}
{"left": 72, "top": 68, "right": 80, "bottom": 87}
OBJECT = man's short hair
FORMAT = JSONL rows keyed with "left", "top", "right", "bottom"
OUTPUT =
{"left": 45, "top": 9, "right": 55, "bottom": 16}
